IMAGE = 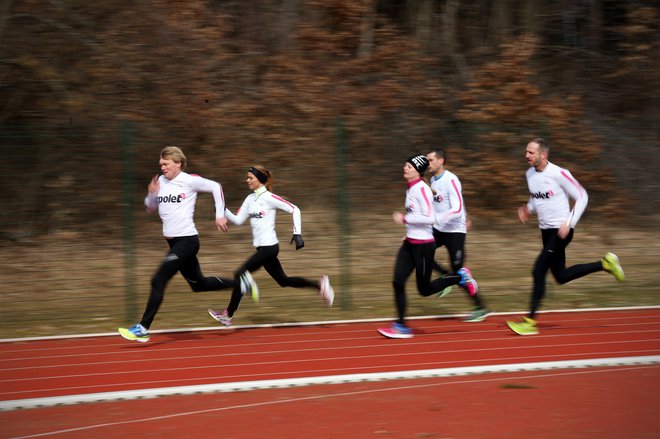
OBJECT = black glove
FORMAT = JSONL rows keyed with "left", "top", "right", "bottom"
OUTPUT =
{"left": 290, "top": 234, "right": 304, "bottom": 250}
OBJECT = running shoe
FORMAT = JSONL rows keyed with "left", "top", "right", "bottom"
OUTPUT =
{"left": 506, "top": 317, "right": 539, "bottom": 335}
{"left": 436, "top": 284, "right": 453, "bottom": 299}
{"left": 239, "top": 275, "right": 247, "bottom": 295}
{"left": 240, "top": 271, "right": 260, "bottom": 302}
{"left": 208, "top": 308, "right": 233, "bottom": 326}
{"left": 118, "top": 323, "right": 150, "bottom": 342}
{"left": 601, "top": 252, "right": 625, "bottom": 282}
{"left": 457, "top": 267, "right": 479, "bottom": 296}
{"left": 377, "top": 322, "right": 414, "bottom": 339}
{"left": 463, "top": 307, "right": 490, "bottom": 323}
{"left": 319, "top": 275, "right": 335, "bottom": 307}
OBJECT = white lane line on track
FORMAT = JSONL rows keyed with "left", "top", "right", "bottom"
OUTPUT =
{"left": 2, "top": 314, "right": 660, "bottom": 360}
{"left": 3, "top": 334, "right": 660, "bottom": 381}
{"left": 3, "top": 339, "right": 659, "bottom": 386}
{"left": 2, "top": 355, "right": 659, "bottom": 412}
{"left": 3, "top": 349, "right": 660, "bottom": 400}
{"left": 2, "top": 328, "right": 659, "bottom": 372}
{"left": 2, "top": 305, "right": 659, "bottom": 344}
{"left": 2, "top": 320, "right": 659, "bottom": 366}
{"left": 3, "top": 319, "right": 660, "bottom": 362}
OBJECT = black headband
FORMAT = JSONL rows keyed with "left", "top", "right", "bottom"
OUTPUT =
{"left": 248, "top": 167, "right": 268, "bottom": 184}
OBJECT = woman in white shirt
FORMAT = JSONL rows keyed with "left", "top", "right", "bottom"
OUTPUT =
{"left": 208, "top": 165, "right": 334, "bottom": 326}
{"left": 378, "top": 154, "right": 478, "bottom": 339}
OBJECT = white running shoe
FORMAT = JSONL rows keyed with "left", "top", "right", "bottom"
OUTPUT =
{"left": 377, "top": 322, "right": 413, "bottom": 339}
{"left": 208, "top": 308, "right": 233, "bottom": 326}
{"left": 319, "top": 275, "right": 335, "bottom": 307}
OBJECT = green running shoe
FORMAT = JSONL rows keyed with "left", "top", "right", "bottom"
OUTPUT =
{"left": 436, "top": 285, "right": 453, "bottom": 298}
{"left": 602, "top": 252, "right": 625, "bottom": 282}
{"left": 241, "top": 271, "right": 260, "bottom": 302}
{"left": 463, "top": 308, "right": 491, "bottom": 323}
{"left": 506, "top": 317, "right": 539, "bottom": 335}
{"left": 118, "top": 324, "right": 150, "bottom": 343}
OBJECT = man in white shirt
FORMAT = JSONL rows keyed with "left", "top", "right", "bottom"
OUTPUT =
{"left": 118, "top": 146, "right": 256, "bottom": 342}
{"left": 507, "top": 138, "right": 625, "bottom": 335}
{"left": 427, "top": 149, "right": 488, "bottom": 323}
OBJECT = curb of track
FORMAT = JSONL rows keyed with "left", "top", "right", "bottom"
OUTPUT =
{"left": 2, "top": 355, "right": 659, "bottom": 411}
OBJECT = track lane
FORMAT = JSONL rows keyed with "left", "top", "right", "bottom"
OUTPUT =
{"left": 2, "top": 365, "right": 660, "bottom": 439}
{"left": 1, "top": 308, "right": 659, "bottom": 404}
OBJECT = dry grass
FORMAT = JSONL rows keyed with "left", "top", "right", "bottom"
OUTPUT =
{"left": 1, "top": 208, "right": 659, "bottom": 339}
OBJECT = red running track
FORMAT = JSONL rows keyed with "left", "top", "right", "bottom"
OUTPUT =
{"left": 0, "top": 308, "right": 659, "bottom": 438}
{"left": 1, "top": 308, "right": 658, "bottom": 403}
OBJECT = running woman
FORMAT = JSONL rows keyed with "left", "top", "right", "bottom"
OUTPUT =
{"left": 507, "top": 138, "right": 625, "bottom": 335}
{"left": 118, "top": 146, "right": 256, "bottom": 343}
{"left": 208, "top": 165, "right": 334, "bottom": 327}
{"left": 378, "top": 154, "right": 478, "bottom": 339}
{"left": 426, "top": 148, "right": 489, "bottom": 323}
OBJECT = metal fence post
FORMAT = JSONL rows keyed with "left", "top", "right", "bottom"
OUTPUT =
{"left": 120, "top": 122, "right": 138, "bottom": 322}
{"left": 335, "top": 117, "right": 351, "bottom": 310}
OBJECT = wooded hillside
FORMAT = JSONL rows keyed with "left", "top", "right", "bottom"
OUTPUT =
{"left": 1, "top": 1, "right": 658, "bottom": 237}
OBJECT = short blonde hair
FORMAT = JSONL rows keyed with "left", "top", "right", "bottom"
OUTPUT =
{"left": 160, "top": 146, "right": 187, "bottom": 170}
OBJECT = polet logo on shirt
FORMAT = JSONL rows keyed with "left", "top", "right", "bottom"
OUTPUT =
{"left": 530, "top": 189, "right": 554, "bottom": 199}
{"left": 158, "top": 193, "right": 187, "bottom": 203}
{"left": 249, "top": 210, "right": 267, "bottom": 219}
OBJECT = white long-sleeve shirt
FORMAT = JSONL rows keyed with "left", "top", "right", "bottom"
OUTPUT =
{"left": 525, "top": 162, "right": 588, "bottom": 229}
{"left": 144, "top": 172, "right": 226, "bottom": 238}
{"left": 429, "top": 170, "right": 467, "bottom": 233}
{"left": 403, "top": 178, "right": 435, "bottom": 243}
{"left": 225, "top": 186, "right": 301, "bottom": 247}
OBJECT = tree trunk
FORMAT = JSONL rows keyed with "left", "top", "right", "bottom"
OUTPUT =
{"left": 277, "top": 0, "right": 301, "bottom": 53}
{"left": 407, "top": 0, "right": 435, "bottom": 52}
{"left": 441, "top": 0, "right": 470, "bottom": 80}
{"left": 358, "top": 0, "right": 376, "bottom": 58}
{"left": 0, "top": 0, "right": 15, "bottom": 44}
{"left": 520, "top": 0, "right": 541, "bottom": 35}
{"left": 486, "top": 0, "right": 512, "bottom": 45}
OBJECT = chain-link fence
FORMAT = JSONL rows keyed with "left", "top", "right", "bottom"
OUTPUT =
{"left": 2, "top": 121, "right": 660, "bottom": 339}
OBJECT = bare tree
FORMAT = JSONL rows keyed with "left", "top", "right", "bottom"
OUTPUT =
{"left": 441, "top": 0, "right": 470, "bottom": 80}
{"left": 486, "top": 0, "right": 512, "bottom": 44}
{"left": 358, "top": 0, "right": 376, "bottom": 58}
{"left": 520, "top": 0, "right": 541, "bottom": 35}
{"left": 407, "top": 0, "right": 434, "bottom": 51}
{"left": 0, "top": 0, "right": 13, "bottom": 43}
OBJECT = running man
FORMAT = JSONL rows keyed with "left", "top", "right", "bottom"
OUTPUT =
{"left": 507, "top": 138, "right": 625, "bottom": 335}
{"left": 208, "top": 165, "right": 334, "bottom": 327}
{"left": 426, "top": 148, "right": 489, "bottom": 322}
{"left": 118, "top": 146, "right": 256, "bottom": 343}
{"left": 378, "top": 154, "right": 478, "bottom": 339}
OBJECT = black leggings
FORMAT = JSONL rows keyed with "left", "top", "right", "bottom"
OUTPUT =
{"left": 140, "top": 235, "right": 234, "bottom": 328}
{"left": 393, "top": 240, "right": 477, "bottom": 324}
{"left": 226, "top": 244, "right": 318, "bottom": 316}
{"left": 433, "top": 229, "right": 484, "bottom": 308}
{"left": 529, "top": 229, "right": 603, "bottom": 318}
{"left": 433, "top": 229, "right": 466, "bottom": 273}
